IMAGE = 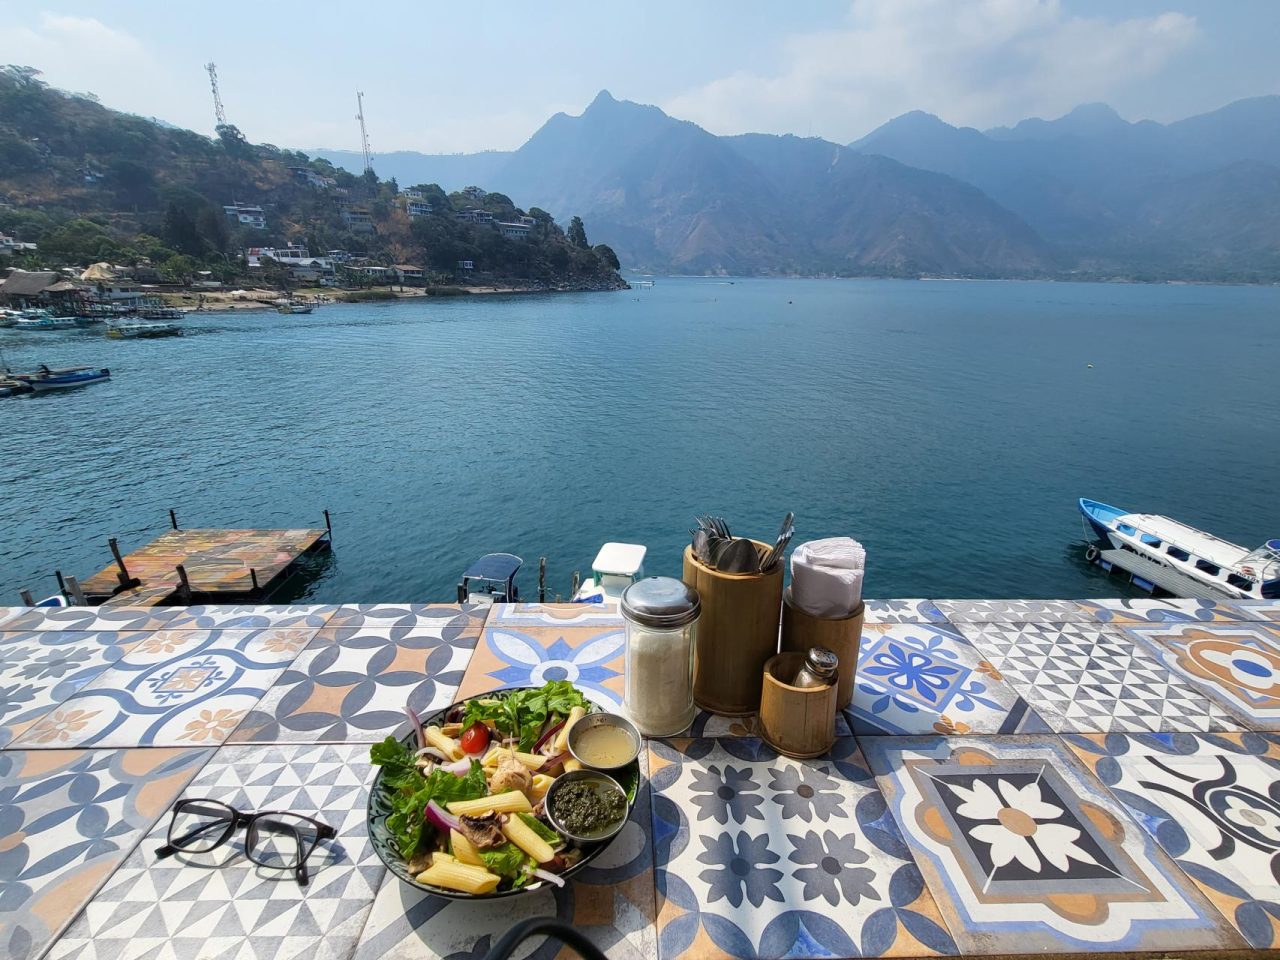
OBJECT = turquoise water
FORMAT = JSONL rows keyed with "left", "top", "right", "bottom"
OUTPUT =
{"left": 3, "top": 278, "right": 1278, "bottom": 603}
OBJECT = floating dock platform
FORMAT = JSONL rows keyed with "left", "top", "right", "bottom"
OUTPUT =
{"left": 79, "top": 527, "right": 331, "bottom": 606}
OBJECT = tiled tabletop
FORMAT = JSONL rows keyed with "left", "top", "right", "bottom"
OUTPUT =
{"left": 1, "top": 598, "right": 1278, "bottom": 959}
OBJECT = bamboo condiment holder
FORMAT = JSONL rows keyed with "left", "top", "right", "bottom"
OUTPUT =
{"left": 758, "top": 652, "right": 837, "bottom": 758}
{"left": 780, "top": 590, "right": 865, "bottom": 710}
{"left": 682, "top": 542, "right": 784, "bottom": 716}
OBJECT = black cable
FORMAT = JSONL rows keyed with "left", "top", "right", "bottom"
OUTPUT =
{"left": 481, "top": 917, "right": 609, "bottom": 960}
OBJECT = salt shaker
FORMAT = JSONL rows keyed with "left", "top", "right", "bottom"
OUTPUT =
{"left": 792, "top": 646, "right": 839, "bottom": 688}
{"left": 621, "top": 577, "right": 700, "bottom": 737}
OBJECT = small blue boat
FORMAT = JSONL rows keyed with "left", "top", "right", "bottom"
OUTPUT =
{"left": 20, "top": 364, "right": 111, "bottom": 391}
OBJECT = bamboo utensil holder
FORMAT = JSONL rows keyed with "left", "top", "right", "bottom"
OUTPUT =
{"left": 682, "top": 542, "right": 784, "bottom": 716}
{"left": 758, "top": 652, "right": 837, "bottom": 758}
{"left": 780, "top": 589, "right": 864, "bottom": 710}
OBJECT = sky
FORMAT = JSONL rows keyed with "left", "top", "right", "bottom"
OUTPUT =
{"left": 1, "top": 0, "right": 1277, "bottom": 153}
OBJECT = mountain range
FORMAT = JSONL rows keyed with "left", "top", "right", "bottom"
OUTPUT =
{"left": 316, "top": 92, "right": 1280, "bottom": 281}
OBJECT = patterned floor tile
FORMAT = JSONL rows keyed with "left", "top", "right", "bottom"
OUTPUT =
{"left": 12, "top": 628, "right": 315, "bottom": 748}
{"left": 352, "top": 749, "right": 656, "bottom": 960}
{"left": 0, "top": 606, "right": 186, "bottom": 633}
{"left": 157, "top": 604, "right": 339, "bottom": 630}
{"left": 323, "top": 604, "right": 487, "bottom": 634}
{"left": 649, "top": 737, "right": 957, "bottom": 959}
{"left": 0, "top": 607, "right": 21, "bottom": 628}
{"left": 1231, "top": 600, "right": 1280, "bottom": 623}
{"left": 847, "top": 622, "right": 1048, "bottom": 736}
{"left": 0, "top": 746, "right": 212, "bottom": 960}
{"left": 457, "top": 623, "right": 626, "bottom": 709}
{"left": 0, "top": 631, "right": 147, "bottom": 747}
{"left": 861, "top": 734, "right": 1244, "bottom": 955}
{"left": 46, "top": 742, "right": 381, "bottom": 960}
{"left": 863, "top": 600, "right": 947, "bottom": 624}
{"left": 229, "top": 610, "right": 484, "bottom": 743}
{"left": 958, "top": 622, "right": 1238, "bottom": 733}
{"left": 932, "top": 600, "right": 1084, "bottom": 624}
{"left": 1066, "top": 731, "right": 1280, "bottom": 949}
{"left": 489, "top": 602, "right": 626, "bottom": 627}
{"left": 1125, "top": 622, "right": 1280, "bottom": 731}
{"left": 1076, "top": 597, "right": 1253, "bottom": 624}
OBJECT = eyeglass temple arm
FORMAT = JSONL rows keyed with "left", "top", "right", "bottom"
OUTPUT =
{"left": 481, "top": 918, "right": 609, "bottom": 960}
{"left": 156, "top": 818, "right": 234, "bottom": 858}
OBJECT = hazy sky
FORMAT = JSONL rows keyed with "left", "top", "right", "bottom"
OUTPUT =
{"left": 2, "top": 1, "right": 1277, "bottom": 153}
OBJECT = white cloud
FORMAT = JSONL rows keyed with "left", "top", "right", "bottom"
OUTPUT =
{"left": 663, "top": 0, "right": 1199, "bottom": 141}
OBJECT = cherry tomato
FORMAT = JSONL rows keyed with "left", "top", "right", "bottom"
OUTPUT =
{"left": 460, "top": 722, "right": 490, "bottom": 755}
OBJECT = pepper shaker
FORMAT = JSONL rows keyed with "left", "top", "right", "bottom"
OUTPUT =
{"left": 791, "top": 646, "right": 838, "bottom": 688}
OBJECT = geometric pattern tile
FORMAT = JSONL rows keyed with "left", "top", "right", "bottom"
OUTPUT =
{"left": 0, "top": 746, "right": 212, "bottom": 960}
{"left": 228, "top": 609, "right": 484, "bottom": 743}
{"left": 863, "top": 600, "right": 948, "bottom": 624}
{"left": 457, "top": 623, "right": 626, "bottom": 710}
{"left": 0, "top": 631, "right": 147, "bottom": 747}
{"left": 1125, "top": 622, "right": 1280, "bottom": 731}
{"left": 1075, "top": 598, "right": 1253, "bottom": 624}
{"left": 46, "top": 742, "right": 381, "bottom": 960}
{"left": 352, "top": 748, "right": 656, "bottom": 960}
{"left": 487, "top": 602, "right": 626, "bottom": 628}
{"left": 848, "top": 622, "right": 1049, "bottom": 735}
{"left": 958, "top": 622, "right": 1239, "bottom": 734}
{"left": 157, "top": 604, "right": 339, "bottom": 630}
{"left": 861, "top": 734, "right": 1245, "bottom": 955}
{"left": 0, "top": 607, "right": 21, "bottom": 628}
{"left": 1230, "top": 600, "right": 1280, "bottom": 623}
{"left": 12, "top": 628, "right": 315, "bottom": 748}
{"left": 0, "top": 606, "right": 186, "bottom": 633}
{"left": 933, "top": 600, "right": 1086, "bottom": 624}
{"left": 648, "top": 737, "right": 957, "bottom": 959}
{"left": 1066, "top": 731, "right": 1280, "bottom": 949}
{"left": 321, "top": 604, "right": 487, "bottom": 635}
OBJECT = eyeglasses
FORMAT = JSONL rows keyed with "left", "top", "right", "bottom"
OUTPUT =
{"left": 155, "top": 798, "right": 336, "bottom": 886}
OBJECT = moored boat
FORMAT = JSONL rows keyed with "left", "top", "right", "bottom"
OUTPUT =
{"left": 18, "top": 364, "right": 111, "bottom": 391}
{"left": 572, "top": 542, "right": 647, "bottom": 603}
{"left": 1079, "top": 497, "right": 1280, "bottom": 599}
{"left": 14, "top": 310, "right": 79, "bottom": 330}
{"left": 106, "top": 319, "right": 181, "bottom": 338}
{"left": 0, "top": 376, "right": 32, "bottom": 397}
{"left": 276, "top": 300, "right": 314, "bottom": 315}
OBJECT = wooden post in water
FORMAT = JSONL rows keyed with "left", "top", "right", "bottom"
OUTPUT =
{"left": 250, "top": 568, "right": 260, "bottom": 593}
{"left": 169, "top": 509, "right": 179, "bottom": 530}
{"left": 64, "top": 575, "right": 87, "bottom": 606}
{"left": 539, "top": 557, "right": 546, "bottom": 602}
{"left": 108, "top": 538, "right": 132, "bottom": 584}
{"left": 175, "top": 564, "right": 191, "bottom": 601}
{"left": 323, "top": 509, "right": 332, "bottom": 538}
{"left": 571, "top": 571, "right": 581, "bottom": 598}
{"left": 19, "top": 589, "right": 35, "bottom": 606}
{"left": 55, "top": 569, "right": 68, "bottom": 600}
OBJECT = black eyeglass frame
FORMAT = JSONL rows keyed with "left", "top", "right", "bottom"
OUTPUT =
{"left": 156, "top": 798, "right": 336, "bottom": 886}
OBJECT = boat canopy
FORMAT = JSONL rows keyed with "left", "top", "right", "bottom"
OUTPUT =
{"left": 1113, "top": 514, "right": 1252, "bottom": 570}
{"left": 462, "top": 553, "right": 522, "bottom": 582}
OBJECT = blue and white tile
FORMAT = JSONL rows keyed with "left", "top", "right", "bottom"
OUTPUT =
{"left": 11, "top": 628, "right": 314, "bottom": 748}
{"left": 488, "top": 602, "right": 625, "bottom": 628}
{"left": 158, "top": 603, "right": 338, "bottom": 630}
{"left": 47, "top": 742, "right": 381, "bottom": 960}
{"left": 862, "top": 734, "right": 1244, "bottom": 955}
{"left": 1067, "top": 731, "right": 1280, "bottom": 950}
{"left": 458, "top": 624, "right": 626, "bottom": 710}
{"left": 0, "top": 606, "right": 186, "bottom": 633}
{"left": 352, "top": 750, "right": 656, "bottom": 960}
{"left": 848, "top": 622, "right": 1048, "bottom": 736}
{"left": 648, "top": 737, "right": 957, "bottom": 959}
{"left": 933, "top": 599, "right": 1084, "bottom": 624}
{"left": 1076, "top": 597, "right": 1254, "bottom": 624}
{"left": 323, "top": 604, "right": 487, "bottom": 636}
{"left": 958, "top": 621, "right": 1237, "bottom": 733}
{"left": 863, "top": 600, "right": 947, "bottom": 624}
{"left": 1230, "top": 600, "right": 1280, "bottom": 624}
{"left": 0, "top": 746, "right": 212, "bottom": 960}
{"left": 0, "top": 631, "right": 148, "bottom": 746}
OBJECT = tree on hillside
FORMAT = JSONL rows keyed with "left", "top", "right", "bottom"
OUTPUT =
{"left": 567, "top": 216, "right": 589, "bottom": 249}
{"left": 215, "top": 123, "right": 251, "bottom": 158}
{"left": 38, "top": 218, "right": 117, "bottom": 263}
{"left": 162, "top": 202, "right": 207, "bottom": 257}
{"left": 196, "top": 206, "right": 231, "bottom": 255}
{"left": 593, "top": 243, "right": 620, "bottom": 270}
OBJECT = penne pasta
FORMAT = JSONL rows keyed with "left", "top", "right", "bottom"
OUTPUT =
{"left": 450, "top": 829, "right": 483, "bottom": 866}
{"left": 528, "top": 773, "right": 554, "bottom": 802}
{"left": 502, "top": 815, "right": 555, "bottom": 863}
{"left": 431, "top": 851, "right": 456, "bottom": 866}
{"left": 425, "top": 725, "right": 463, "bottom": 761}
{"left": 446, "top": 790, "right": 533, "bottom": 816}
{"left": 554, "top": 706, "right": 586, "bottom": 751}
{"left": 482, "top": 747, "right": 545, "bottom": 770}
{"left": 416, "top": 860, "right": 501, "bottom": 894}
{"left": 561, "top": 757, "right": 582, "bottom": 773}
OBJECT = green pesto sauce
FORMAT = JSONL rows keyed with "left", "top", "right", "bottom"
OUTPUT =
{"left": 552, "top": 779, "right": 626, "bottom": 837}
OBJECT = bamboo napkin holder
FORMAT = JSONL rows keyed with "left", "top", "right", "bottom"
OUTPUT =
{"left": 682, "top": 542, "right": 784, "bottom": 716}
{"left": 779, "top": 589, "right": 865, "bottom": 710}
{"left": 759, "top": 652, "right": 837, "bottom": 758}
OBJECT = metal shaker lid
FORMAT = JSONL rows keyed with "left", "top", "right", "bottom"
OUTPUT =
{"left": 805, "top": 647, "right": 839, "bottom": 678}
{"left": 621, "top": 577, "right": 701, "bottom": 628}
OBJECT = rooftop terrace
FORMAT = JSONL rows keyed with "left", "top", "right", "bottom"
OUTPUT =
{"left": 1, "top": 597, "right": 1278, "bottom": 959}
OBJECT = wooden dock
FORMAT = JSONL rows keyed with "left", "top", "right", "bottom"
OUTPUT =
{"left": 80, "top": 528, "right": 331, "bottom": 606}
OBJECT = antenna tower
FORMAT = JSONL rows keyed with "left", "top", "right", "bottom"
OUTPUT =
{"left": 205, "top": 62, "right": 227, "bottom": 127}
{"left": 355, "top": 91, "right": 373, "bottom": 173}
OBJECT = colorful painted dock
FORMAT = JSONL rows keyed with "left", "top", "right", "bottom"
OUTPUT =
{"left": 79, "top": 527, "right": 331, "bottom": 605}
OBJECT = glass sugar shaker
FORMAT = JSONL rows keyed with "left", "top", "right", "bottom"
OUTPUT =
{"left": 792, "top": 646, "right": 839, "bottom": 688}
{"left": 620, "top": 577, "right": 701, "bottom": 737}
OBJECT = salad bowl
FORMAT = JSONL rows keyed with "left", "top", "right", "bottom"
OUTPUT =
{"left": 367, "top": 684, "right": 641, "bottom": 899}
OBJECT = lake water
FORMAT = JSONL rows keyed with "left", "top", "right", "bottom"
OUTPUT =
{"left": 3, "top": 278, "right": 1278, "bottom": 604}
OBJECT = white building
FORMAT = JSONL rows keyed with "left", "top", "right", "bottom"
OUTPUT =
{"left": 0, "top": 234, "right": 37, "bottom": 257}
{"left": 402, "top": 187, "right": 424, "bottom": 199}
{"left": 342, "top": 209, "right": 375, "bottom": 233}
{"left": 223, "top": 203, "right": 267, "bottom": 230}
{"left": 245, "top": 245, "right": 335, "bottom": 282}
{"left": 405, "top": 199, "right": 433, "bottom": 218}
{"left": 455, "top": 208, "right": 494, "bottom": 225}
{"left": 497, "top": 221, "right": 532, "bottom": 240}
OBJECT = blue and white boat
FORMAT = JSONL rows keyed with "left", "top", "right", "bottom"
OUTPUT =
{"left": 15, "top": 310, "right": 79, "bottom": 330}
{"left": 1080, "top": 498, "right": 1280, "bottom": 600}
{"left": 19, "top": 364, "right": 111, "bottom": 391}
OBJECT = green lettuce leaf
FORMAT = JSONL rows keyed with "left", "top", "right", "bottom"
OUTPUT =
{"left": 518, "top": 812, "right": 560, "bottom": 845}
{"left": 379, "top": 757, "right": 488, "bottom": 859}
{"left": 478, "top": 842, "right": 529, "bottom": 879}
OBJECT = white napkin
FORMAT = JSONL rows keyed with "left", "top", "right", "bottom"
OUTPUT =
{"left": 789, "top": 537, "right": 865, "bottom": 618}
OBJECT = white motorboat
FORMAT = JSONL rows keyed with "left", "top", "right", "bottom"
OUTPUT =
{"left": 1080, "top": 498, "right": 1279, "bottom": 600}
{"left": 106, "top": 319, "right": 181, "bottom": 338}
{"left": 572, "top": 542, "right": 647, "bottom": 604}
{"left": 14, "top": 310, "right": 79, "bottom": 330}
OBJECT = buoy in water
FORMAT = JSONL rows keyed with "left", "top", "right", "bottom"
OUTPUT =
{"left": 1087, "top": 363, "right": 1094, "bottom": 368}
